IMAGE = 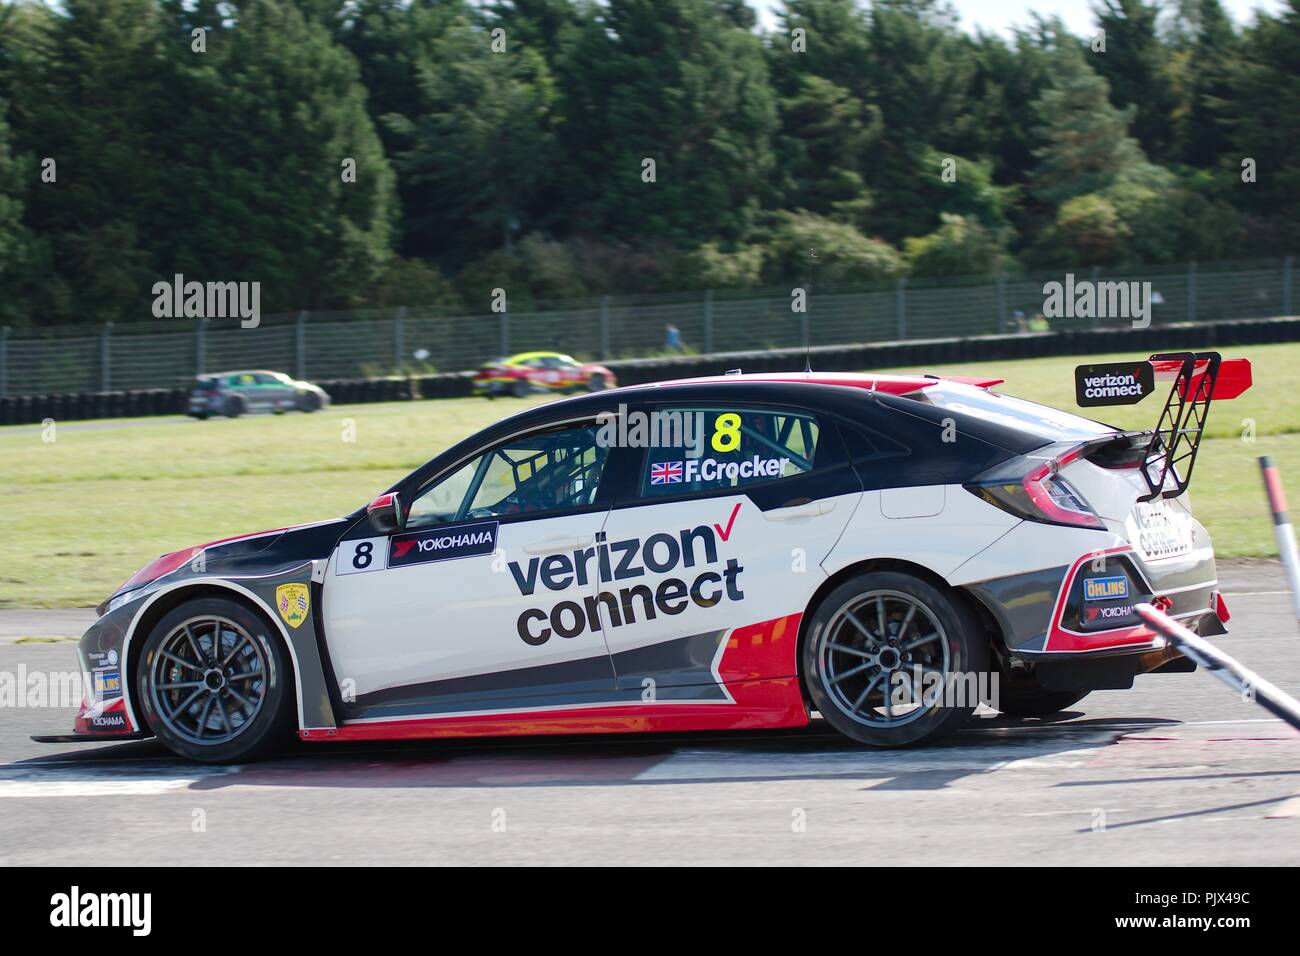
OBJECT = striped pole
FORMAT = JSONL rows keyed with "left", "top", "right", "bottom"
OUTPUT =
{"left": 1137, "top": 603, "right": 1300, "bottom": 730}
{"left": 1258, "top": 456, "right": 1300, "bottom": 624}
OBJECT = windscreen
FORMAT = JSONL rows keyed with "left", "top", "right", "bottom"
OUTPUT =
{"left": 911, "top": 382, "right": 1120, "bottom": 442}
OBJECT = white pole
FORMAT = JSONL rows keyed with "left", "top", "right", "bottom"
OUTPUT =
{"left": 1258, "top": 456, "right": 1300, "bottom": 624}
{"left": 1136, "top": 603, "right": 1300, "bottom": 730}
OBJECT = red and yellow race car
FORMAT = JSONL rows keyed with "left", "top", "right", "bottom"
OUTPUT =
{"left": 473, "top": 351, "right": 616, "bottom": 398}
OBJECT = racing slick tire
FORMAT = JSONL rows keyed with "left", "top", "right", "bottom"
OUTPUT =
{"left": 136, "top": 596, "right": 295, "bottom": 764}
{"left": 993, "top": 682, "right": 1089, "bottom": 717}
{"left": 297, "top": 391, "right": 322, "bottom": 413}
{"left": 586, "top": 373, "right": 609, "bottom": 392}
{"left": 511, "top": 379, "right": 530, "bottom": 398}
{"left": 223, "top": 396, "right": 246, "bottom": 418}
{"left": 802, "top": 571, "right": 989, "bottom": 748}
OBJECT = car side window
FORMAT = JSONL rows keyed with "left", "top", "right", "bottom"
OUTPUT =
{"left": 639, "top": 406, "right": 820, "bottom": 498}
{"left": 407, "top": 423, "right": 611, "bottom": 528}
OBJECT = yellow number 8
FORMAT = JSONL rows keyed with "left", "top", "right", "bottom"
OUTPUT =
{"left": 712, "top": 412, "right": 741, "bottom": 452}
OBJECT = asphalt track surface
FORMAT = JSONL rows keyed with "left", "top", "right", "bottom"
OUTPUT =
{"left": 1, "top": 562, "right": 1297, "bottom": 866}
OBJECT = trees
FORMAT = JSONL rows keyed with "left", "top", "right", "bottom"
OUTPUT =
{"left": 1090, "top": 0, "right": 1179, "bottom": 162}
{"left": 387, "top": 16, "right": 558, "bottom": 260}
{"left": 0, "top": 0, "right": 1297, "bottom": 327}
{"left": 1216, "top": 0, "right": 1300, "bottom": 248}
{"left": 572, "top": 0, "right": 778, "bottom": 245}
{"left": 1028, "top": 38, "right": 1150, "bottom": 207}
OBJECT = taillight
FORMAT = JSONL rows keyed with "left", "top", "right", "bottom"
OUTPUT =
{"left": 966, "top": 443, "right": 1105, "bottom": 530}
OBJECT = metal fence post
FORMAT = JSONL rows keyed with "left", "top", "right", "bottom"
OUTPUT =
{"left": 100, "top": 322, "right": 113, "bottom": 392}
{"left": 295, "top": 311, "right": 307, "bottom": 379}
{"left": 196, "top": 317, "right": 208, "bottom": 376}
{"left": 499, "top": 311, "right": 510, "bottom": 357}
{"left": 599, "top": 295, "right": 610, "bottom": 360}
{"left": 995, "top": 273, "right": 1006, "bottom": 334}
{"left": 394, "top": 307, "right": 406, "bottom": 372}
{"left": 895, "top": 278, "right": 907, "bottom": 340}
{"left": 1283, "top": 256, "right": 1294, "bottom": 316}
{"left": 0, "top": 326, "right": 9, "bottom": 399}
{"left": 1187, "top": 261, "right": 1198, "bottom": 323}
{"left": 703, "top": 289, "right": 714, "bottom": 354}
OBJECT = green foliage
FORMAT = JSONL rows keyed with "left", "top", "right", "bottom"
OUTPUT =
{"left": 759, "top": 211, "right": 906, "bottom": 285}
{"left": 904, "top": 213, "right": 1006, "bottom": 277}
{"left": 1029, "top": 37, "right": 1150, "bottom": 206}
{"left": 1091, "top": 0, "right": 1179, "bottom": 161}
{"left": 683, "top": 242, "right": 766, "bottom": 289}
{"left": 567, "top": 0, "right": 778, "bottom": 245}
{"left": 0, "top": 0, "right": 1297, "bottom": 328}
{"left": 387, "top": 16, "right": 558, "bottom": 259}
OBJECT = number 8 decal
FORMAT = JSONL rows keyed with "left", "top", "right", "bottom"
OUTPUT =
{"left": 712, "top": 412, "right": 741, "bottom": 452}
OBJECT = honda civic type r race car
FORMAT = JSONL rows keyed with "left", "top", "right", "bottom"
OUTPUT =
{"left": 39, "top": 353, "right": 1250, "bottom": 762}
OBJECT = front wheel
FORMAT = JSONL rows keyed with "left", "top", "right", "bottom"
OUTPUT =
{"left": 803, "top": 571, "right": 988, "bottom": 747}
{"left": 136, "top": 596, "right": 295, "bottom": 763}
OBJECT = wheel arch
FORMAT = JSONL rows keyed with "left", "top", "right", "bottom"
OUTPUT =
{"left": 797, "top": 557, "right": 1002, "bottom": 701}
{"left": 122, "top": 579, "right": 306, "bottom": 735}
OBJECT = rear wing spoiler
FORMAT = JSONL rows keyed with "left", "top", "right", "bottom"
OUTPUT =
{"left": 1074, "top": 352, "right": 1253, "bottom": 502}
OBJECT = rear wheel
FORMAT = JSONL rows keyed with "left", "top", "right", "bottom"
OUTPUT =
{"left": 223, "top": 396, "right": 246, "bottom": 418}
{"left": 511, "top": 379, "right": 530, "bottom": 398}
{"left": 136, "top": 596, "right": 294, "bottom": 763}
{"left": 803, "top": 571, "right": 988, "bottom": 747}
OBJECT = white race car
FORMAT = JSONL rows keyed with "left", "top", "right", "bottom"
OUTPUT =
{"left": 43, "top": 352, "right": 1251, "bottom": 762}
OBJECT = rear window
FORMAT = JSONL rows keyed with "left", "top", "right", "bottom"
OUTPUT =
{"left": 911, "top": 382, "right": 1117, "bottom": 442}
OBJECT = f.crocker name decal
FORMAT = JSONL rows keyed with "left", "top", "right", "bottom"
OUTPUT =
{"left": 507, "top": 519, "right": 744, "bottom": 646}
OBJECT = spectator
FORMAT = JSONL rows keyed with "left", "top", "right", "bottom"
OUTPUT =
{"left": 665, "top": 323, "right": 683, "bottom": 353}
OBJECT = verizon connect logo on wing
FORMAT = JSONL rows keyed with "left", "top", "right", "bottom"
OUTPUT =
{"left": 49, "top": 886, "right": 151, "bottom": 936}
{"left": 1074, "top": 361, "right": 1155, "bottom": 407}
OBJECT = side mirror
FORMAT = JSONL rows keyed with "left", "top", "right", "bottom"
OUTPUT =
{"left": 366, "top": 492, "right": 402, "bottom": 534}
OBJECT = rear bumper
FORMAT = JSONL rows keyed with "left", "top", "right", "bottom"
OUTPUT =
{"left": 962, "top": 523, "right": 1226, "bottom": 663}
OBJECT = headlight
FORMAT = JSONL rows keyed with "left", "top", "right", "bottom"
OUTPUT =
{"left": 103, "top": 588, "right": 145, "bottom": 616}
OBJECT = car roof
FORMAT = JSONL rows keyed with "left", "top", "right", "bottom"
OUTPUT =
{"left": 506, "top": 351, "right": 574, "bottom": 363}
{"left": 203, "top": 369, "right": 288, "bottom": 378}
{"left": 387, "top": 369, "right": 1042, "bottom": 504}
{"left": 478, "top": 370, "right": 1005, "bottom": 435}
{"left": 648, "top": 370, "right": 1004, "bottom": 394}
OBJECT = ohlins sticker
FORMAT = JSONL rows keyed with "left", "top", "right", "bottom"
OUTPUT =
{"left": 388, "top": 520, "right": 499, "bottom": 568}
{"left": 507, "top": 521, "right": 743, "bottom": 646}
{"left": 1084, "top": 576, "right": 1129, "bottom": 601}
{"left": 93, "top": 670, "right": 122, "bottom": 697}
{"left": 1074, "top": 362, "right": 1154, "bottom": 407}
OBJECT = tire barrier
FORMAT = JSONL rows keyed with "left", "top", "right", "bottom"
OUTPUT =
{"left": 3, "top": 315, "right": 1299, "bottom": 425}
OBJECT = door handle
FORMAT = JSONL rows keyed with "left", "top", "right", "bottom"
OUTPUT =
{"left": 523, "top": 535, "right": 593, "bottom": 555}
{"left": 765, "top": 500, "right": 836, "bottom": 521}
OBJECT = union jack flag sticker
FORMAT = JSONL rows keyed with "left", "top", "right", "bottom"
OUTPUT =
{"left": 650, "top": 461, "right": 684, "bottom": 484}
